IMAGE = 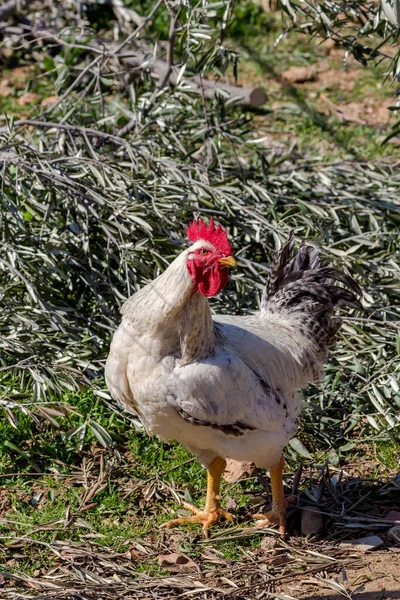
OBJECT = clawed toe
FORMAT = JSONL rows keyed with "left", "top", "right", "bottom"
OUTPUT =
{"left": 253, "top": 511, "right": 286, "bottom": 535}
{"left": 163, "top": 502, "right": 234, "bottom": 534}
{"left": 253, "top": 495, "right": 295, "bottom": 536}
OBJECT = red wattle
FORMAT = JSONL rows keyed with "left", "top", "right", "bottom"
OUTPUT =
{"left": 186, "top": 262, "right": 228, "bottom": 297}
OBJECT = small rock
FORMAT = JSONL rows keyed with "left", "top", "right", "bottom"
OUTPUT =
{"left": 223, "top": 459, "right": 253, "bottom": 483}
{"left": 384, "top": 137, "right": 400, "bottom": 147}
{"left": 17, "top": 92, "right": 41, "bottom": 106}
{"left": 386, "top": 510, "right": 400, "bottom": 521}
{"left": 343, "top": 535, "right": 384, "bottom": 552}
{"left": 157, "top": 552, "right": 197, "bottom": 573}
{"left": 281, "top": 66, "right": 316, "bottom": 84}
{"left": 301, "top": 508, "right": 323, "bottom": 536}
{"left": 0, "top": 79, "right": 13, "bottom": 98}
{"left": 225, "top": 496, "right": 238, "bottom": 512}
{"left": 41, "top": 95, "right": 59, "bottom": 106}
{"left": 388, "top": 525, "right": 400, "bottom": 544}
{"left": 261, "top": 536, "right": 280, "bottom": 552}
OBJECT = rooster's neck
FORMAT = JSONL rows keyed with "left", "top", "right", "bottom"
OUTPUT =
{"left": 121, "top": 248, "right": 215, "bottom": 363}
{"left": 177, "top": 291, "right": 214, "bottom": 365}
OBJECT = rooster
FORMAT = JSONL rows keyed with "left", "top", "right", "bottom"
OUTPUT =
{"left": 105, "top": 219, "right": 361, "bottom": 535}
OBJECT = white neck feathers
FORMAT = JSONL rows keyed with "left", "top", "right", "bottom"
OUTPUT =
{"left": 121, "top": 246, "right": 215, "bottom": 363}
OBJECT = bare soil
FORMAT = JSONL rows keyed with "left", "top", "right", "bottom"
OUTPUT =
{"left": 284, "top": 553, "right": 400, "bottom": 599}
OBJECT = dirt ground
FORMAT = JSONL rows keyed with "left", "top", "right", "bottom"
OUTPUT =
{"left": 283, "top": 553, "right": 400, "bottom": 599}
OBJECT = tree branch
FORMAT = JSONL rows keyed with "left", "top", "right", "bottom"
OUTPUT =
{"left": 1, "top": 23, "right": 267, "bottom": 116}
{"left": 120, "top": 52, "right": 268, "bottom": 108}
{"left": 0, "top": 119, "right": 129, "bottom": 147}
{"left": 117, "top": 3, "right": 177, "bottom": 137}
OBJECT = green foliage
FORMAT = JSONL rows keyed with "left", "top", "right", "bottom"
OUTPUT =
{"left": 275, "top": 1, "right": 400, "bottom": 138}
{"left": 225, "top": 1, "right": 275, "bottom": 42}
{"left": 278, "top": 0, "right": 400, "bottom": 71}
{"left": 0, "top": 389, "right": 127, "bottom": 474}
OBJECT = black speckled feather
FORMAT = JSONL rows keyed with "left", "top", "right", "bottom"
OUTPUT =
{"left": 262, "top": 232, "right": 362, "bottom": 353}
{"left": 176, "top": 408, "right": 255, "bottom": 437}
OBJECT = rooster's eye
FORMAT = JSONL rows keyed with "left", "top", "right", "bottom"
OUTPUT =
{"left": 199, "top": 249, "right": 209, "bottom": 255}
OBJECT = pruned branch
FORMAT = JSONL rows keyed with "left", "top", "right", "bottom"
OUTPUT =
{"left": 118, "top": 2, "right": 177, "bottom": 137}
{"left": 1, "top": 23, "right": 267, "bottom": 113}
{"left": 121, "top": 52, "right": 267, "bottom": 108}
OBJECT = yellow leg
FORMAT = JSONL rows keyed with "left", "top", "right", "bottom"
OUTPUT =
{"left": 253, "top": 456, "right": 293, "bottom": 535}
{"left": 164, "top": 456, "right": 234, "bottom": 534}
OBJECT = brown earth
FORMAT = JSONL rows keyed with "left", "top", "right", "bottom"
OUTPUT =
{"left": 284, "top": 553, "right": 400, "bottom": 599}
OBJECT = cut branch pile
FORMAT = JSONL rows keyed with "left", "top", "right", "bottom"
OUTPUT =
{"left": 0, "top": 9, "right": 267, "bottom": 109}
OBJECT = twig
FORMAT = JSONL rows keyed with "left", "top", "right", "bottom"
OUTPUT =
{"left": 117, "top": 3, "right": 177, "bottom": 137}
{"left": 302, "top": 506, "right": 400, "bottom": 525}
{"left": 2, "top": 23, "right": 267, "bottom": 113}
{"left": 0, "top": 119, "right": 129, "bottom": 147}
{"left": 111, "top": 0, "right": 164, "bottom": 56}
{"left": 156, "top": 3, "right": 177, "bottom": 92}
{"left": 109, "top": 0, "right": 145, "bottom": 28}
{"left": 40, "top": 55, "right": 104, "bottom": 118}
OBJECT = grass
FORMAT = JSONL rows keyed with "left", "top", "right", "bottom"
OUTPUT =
{"left": 229, "top": 6, "right": 397, "bottom": 162}
{"left": 1, "top": 391, "right": 399, "bottom": 584}
{"left": 0, "top": 394, "right": 264, "bottom": 583}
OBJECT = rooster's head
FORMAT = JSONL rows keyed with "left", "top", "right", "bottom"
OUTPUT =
{"left": 186, "top": 218, "right": 236, "bottom": 297}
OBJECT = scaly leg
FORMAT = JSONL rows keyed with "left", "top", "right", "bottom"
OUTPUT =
{"left": 253, "top": 455, "right": 293, "bottom": 535}
{"left": 164, "top": 456, "right": 234, "bottom": 534}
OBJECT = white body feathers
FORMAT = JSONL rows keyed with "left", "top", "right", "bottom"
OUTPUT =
{"left": 106, "top": 236, "right": 360, "bottom": 470}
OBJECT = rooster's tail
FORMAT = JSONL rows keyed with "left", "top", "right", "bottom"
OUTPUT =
{"left": 261, "top": 232, "right": 362, "bottom": 354}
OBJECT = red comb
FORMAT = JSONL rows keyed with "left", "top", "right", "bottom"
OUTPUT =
{"left": 186, "top": 218, "right": 232, "bottom": 255}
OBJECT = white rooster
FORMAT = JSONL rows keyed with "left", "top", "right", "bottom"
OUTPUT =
{"left": 106, "top": 219, "right": 361, "bottom": 535}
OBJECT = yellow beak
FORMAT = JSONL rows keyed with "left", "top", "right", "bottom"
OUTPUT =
{"left": 218, "top": 256, "right": 237, "bottom": 268}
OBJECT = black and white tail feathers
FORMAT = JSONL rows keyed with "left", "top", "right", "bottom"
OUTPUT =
{"left": 261, "top": 231, "right": 362, "bottom": 352}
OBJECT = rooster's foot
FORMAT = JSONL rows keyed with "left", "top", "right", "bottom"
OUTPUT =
{"left": 253, "top": 496, "right": 295, "bottom": 536}
{"left": 163, "top": 502, "right": 234, "bottom": 534}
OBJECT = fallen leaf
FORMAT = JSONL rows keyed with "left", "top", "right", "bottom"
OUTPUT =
{"left": 301, "top": 507, "right": 323, "bottom": 535}
{"left": 223, "top": 458, "right": 253, "bottom": 483}
{"left": 157, "top": 552, "right": 197, "bottom": 573}
{"left": 130, "top": 548, "right": 143, "bottom": 562}
{"left": 225, "top": 496, "right": 238, "bottom": 512}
